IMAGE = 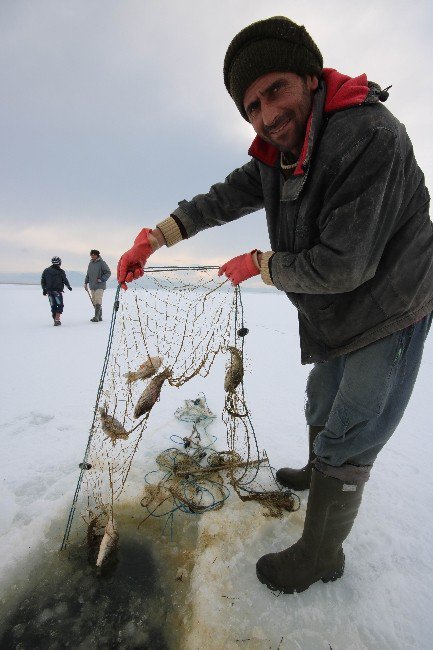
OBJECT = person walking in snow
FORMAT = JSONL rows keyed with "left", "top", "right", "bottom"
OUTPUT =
{"left": 116, "top": 17, "right": 433, "bottom": 594}
{"left": 41, "top": 256, "right": 72, "bottom": 326}
{"left": 84, "top": 249, "right": 111, "bottom": 322}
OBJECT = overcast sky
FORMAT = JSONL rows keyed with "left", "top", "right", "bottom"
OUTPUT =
{"left": 1, "top": 0, "right": 432, "bottom": 274}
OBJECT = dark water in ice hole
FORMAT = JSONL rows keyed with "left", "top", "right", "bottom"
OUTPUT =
{"left": 0, "top": 507, "right": 198, "bottom": 649}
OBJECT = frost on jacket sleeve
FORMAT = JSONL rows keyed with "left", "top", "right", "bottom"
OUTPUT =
{"left": 268, "top": 127, "right": 407, "bottom": 294}
{"left": 157, "top": 159, "right": 264, "bottom": 246}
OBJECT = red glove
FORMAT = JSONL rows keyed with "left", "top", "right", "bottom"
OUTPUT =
{"left": 117, "top": 228, "right": 153, "bottom": 290}
{"left": 218, "top": 250, "right": 260, "bottom": 286}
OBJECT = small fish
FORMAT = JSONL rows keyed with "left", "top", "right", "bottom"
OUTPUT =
{"left": 134, "top": 368, "right": 171, "bottom": 418}
{"left": 99, "top": 406, "right": 129, "bottom": 443}
{"left": 124, "top": 356, "right": 163, "bottom": 384}
{"left": 224, "top": 346, "right": 243, "bottom": 392}
{"left": 96, "top": 515, "right": 119, "bottom": 567}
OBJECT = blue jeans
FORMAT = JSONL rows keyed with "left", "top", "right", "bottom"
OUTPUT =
{"left": 305, "top": 313, "right": 432, "bottom": 481}
{"left": 48, "top": 291, "right": 64, "bottom": 316}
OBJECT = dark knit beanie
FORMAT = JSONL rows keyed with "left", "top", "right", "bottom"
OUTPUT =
{"left": 224, "top": 16, "right": 323, "bottom": 120}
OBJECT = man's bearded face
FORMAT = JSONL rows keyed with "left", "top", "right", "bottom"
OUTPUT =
{"left": 243, "top": 71, "right": 318, "bottom": 158}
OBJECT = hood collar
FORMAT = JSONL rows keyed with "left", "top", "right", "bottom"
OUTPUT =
{"left": 248, "top": 68, "right": 372, "bottom": 172}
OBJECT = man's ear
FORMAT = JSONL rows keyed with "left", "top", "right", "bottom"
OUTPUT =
{"left": 306, "top": 75, "right": 319, "bottom": 91}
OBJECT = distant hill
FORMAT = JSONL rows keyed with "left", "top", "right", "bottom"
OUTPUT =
{"left": 0, "top": 271, "right": 87, "bottom": 286}
{"left": 0, "top": 269, "right": 273, "bottom": 293}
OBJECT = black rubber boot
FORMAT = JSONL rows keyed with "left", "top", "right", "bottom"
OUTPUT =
{"left": 276, "top": 425, "right": 322, "bottom": 490}
{"left": 98, "top": 307, "right": 103, "bottom": 322}
{"left": 91, "top": 304, "right": 102, "bottom": 322}
{"left": 256, "top": 469, "right": 364, "bottom": 594}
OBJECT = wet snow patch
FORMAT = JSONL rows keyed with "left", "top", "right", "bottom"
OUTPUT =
{"left": 0, "top": 507, "right": 197, "bottom": 649}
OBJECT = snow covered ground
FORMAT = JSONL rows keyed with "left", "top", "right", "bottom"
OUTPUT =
{"left": 1, "top": 283, "right": 433, "bottom": 649}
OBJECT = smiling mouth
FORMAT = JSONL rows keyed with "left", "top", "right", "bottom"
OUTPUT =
{"left": 268, "top": 118, "right": 291, "bottom": 137}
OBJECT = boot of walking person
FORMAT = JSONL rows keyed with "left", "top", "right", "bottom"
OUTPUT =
{"left": 54, "top": 312, "right": 62, "bottom": 326}
{"left": 98, "top": 306, "right": 103, "bottom": 321}
{"left": 276, "top": 425, "right": 322, "bottom": 490}
{"left": 91, "top": 304, "right": 102, "bottom": 322}
{"left": 256, "top": 468, "right": 365, "bottom": 594}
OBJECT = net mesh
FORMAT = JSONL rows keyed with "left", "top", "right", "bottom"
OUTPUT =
{"left": 69, "top": 267, "right": 298, "bottom": 549}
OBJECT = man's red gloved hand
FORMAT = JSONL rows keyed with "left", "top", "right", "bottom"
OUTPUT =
{"left": 218, "top": 250, "right": 260, "bottom": 286}
{"left": 117, "top": 228, "right": 153, "bottom": 290}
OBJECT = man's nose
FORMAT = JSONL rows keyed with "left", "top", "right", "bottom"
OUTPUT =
{"left": 261, "top": 100, "right": 280, "bottom": 128}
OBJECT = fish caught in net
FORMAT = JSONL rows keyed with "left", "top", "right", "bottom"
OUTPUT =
{"left": 63, "top": 267, "right": 298, "bottom": 563}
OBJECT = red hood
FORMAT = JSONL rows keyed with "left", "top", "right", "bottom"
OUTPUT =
{"left": 248, "top": 68, "right": 370, "bottom": 173}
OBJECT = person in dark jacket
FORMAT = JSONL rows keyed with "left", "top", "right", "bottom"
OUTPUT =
{"left": 84, "top": 249, "right": 111, "bottom": 322}
{"left": 116, "top": 17, "right": 433, "bottom": 593}
{"left": 41, "top": 256, "right": 72, "bottom": 326}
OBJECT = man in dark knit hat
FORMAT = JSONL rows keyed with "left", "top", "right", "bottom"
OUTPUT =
{"left": 117, "top": 17, "right": 433, "bottom": 594}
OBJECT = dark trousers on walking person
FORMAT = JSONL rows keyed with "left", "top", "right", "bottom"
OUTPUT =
{"left": 47, "top": 291, "right": 64, "bottom": 326}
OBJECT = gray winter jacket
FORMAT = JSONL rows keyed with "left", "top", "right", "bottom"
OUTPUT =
{"left": 158, "top": 69, "right": 433, "bottom": 364}
{"left": 85, "top": 258, "right": 111, "bottom": 290}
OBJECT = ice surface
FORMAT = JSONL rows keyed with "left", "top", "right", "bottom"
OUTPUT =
{"left": 1, "top": 284, "right": 433, "bottom": 649}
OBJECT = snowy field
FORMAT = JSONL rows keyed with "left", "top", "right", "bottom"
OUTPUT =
{"left": 1, "top": 283, "right": 433, "bottom": 649}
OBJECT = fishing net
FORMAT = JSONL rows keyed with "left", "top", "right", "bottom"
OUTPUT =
{"left": 62, "top": 267, "right": 298, "bottom": 551}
